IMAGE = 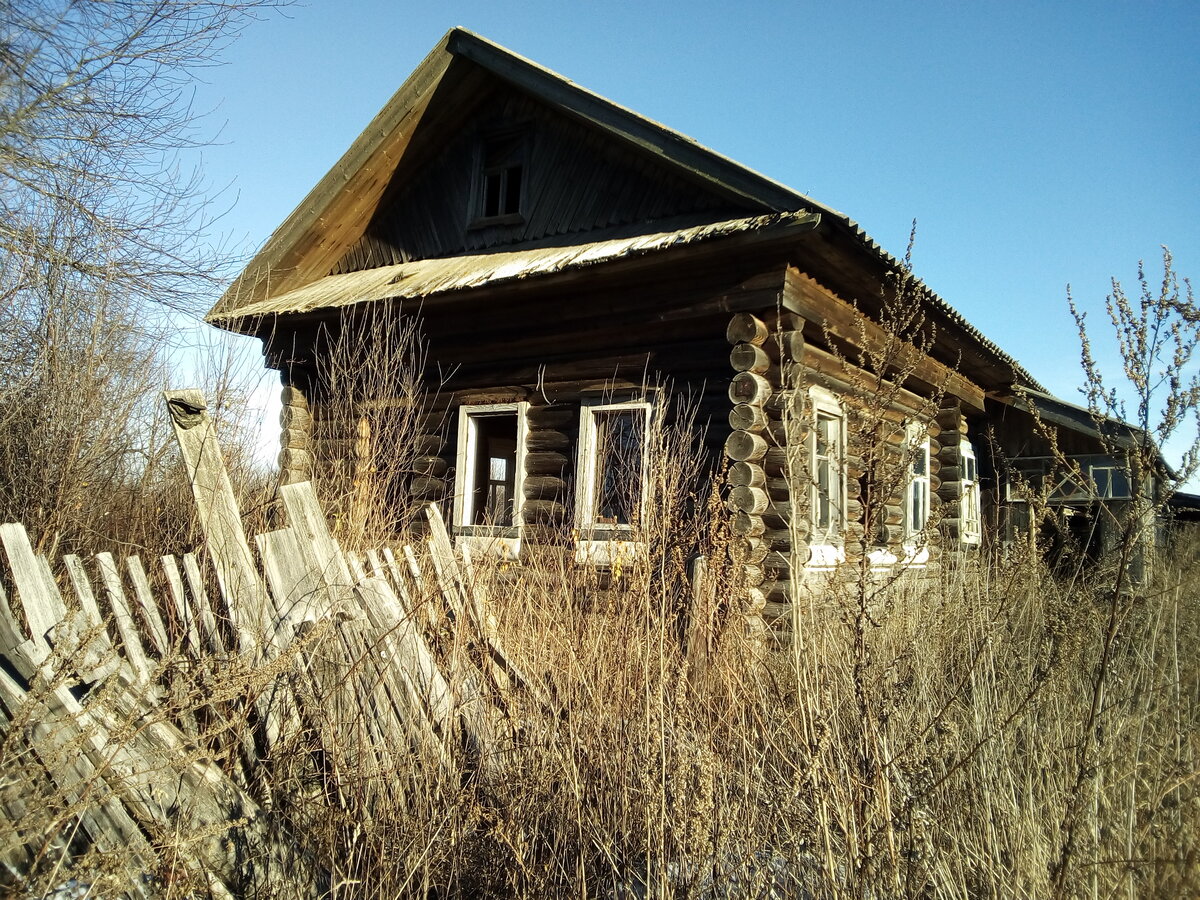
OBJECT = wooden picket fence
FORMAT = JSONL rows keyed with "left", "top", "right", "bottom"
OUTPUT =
{"left": 0, "top": 391, "right": 532, "bottom": 898}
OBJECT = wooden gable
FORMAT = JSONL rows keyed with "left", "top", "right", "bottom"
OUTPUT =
{"left": 331, "top": 78, "right": 756, "bottom": 273}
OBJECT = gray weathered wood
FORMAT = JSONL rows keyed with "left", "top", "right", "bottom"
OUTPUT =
{"left": 183, "top": 552, "right": 225, "bottom": 655}
{"left": 94, "top": 552, "right": 154, "bottom": 683}
{"left": 161, "top": 555, "right": 203, "bottom": 655}
{"left": 126, "top": 556, "right": 171, "bottom": 658}
{"left": 0, "top": 523, "right": 66, "bottom": 647}
{"left": 163, "top": 390, "right": 272, "bottom": 654}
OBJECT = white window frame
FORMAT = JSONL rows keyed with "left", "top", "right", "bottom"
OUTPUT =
{"left": 453, "top": 402, "right": 528, "bottom": 559}
{"left": 960, "top": 438, "right": 982, "bottom": 545}
{"left": 808, "top": 387, "right": 846, "bottom": 567}
{"left": 574, "top": 398, "right": 653, "bottom": 563}
{"left": 904, "top": 423, "right": 932, "bottom": 542}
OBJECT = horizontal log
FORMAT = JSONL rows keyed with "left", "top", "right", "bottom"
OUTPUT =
{"left": 935, "top": 405, "right": 963, "bottom": 431}
{"left": 280, "top": 384, "right": 310, "bottom": 409}
{"left": 730, "top": 343, "right": 772, "bottom": 375}
{"left": 725, "top": 430, "right": 767, "bottom": 462}
{"left": 526, "top": 429, "right": 571, "bottom": 451}
{"left": 726, "top": 312, "right": 769, "bottom": 346}
{"left": 280, "top": 405, "right": 312, "bottom": 432}
{"left": 762, "top": 528, "right": 794, "bottom": 550}
{"left": 525, "top": 451, "right": 569, "bottom": 476}
{"left": 277, "top": 447, "right": 312, "bottom": 473}
{"left": 526, "top": 406, "right": 576, "bottom": 429}
{"left": 522, "top": 499, "right": 568, "bottom": 525}
{"left": 414, "top": 433, "right": 445, "bottom": 456}
{"left": 845, "top": 498, "right": 865, "bottom": 523}
{"left": 524, "top": 475, "right": 566, "bottom": 501}
{"left": 762, "top": 551, "right": 792, "bottom": 573}
{"left": 411, "top": 455, "right": 448, "bottom": 477}
{"left": 280, "top": 427, "right": 311, "bottom": 452}
{"left": 728, "top": 371, "right": 772, "bottom": 406}
{"left": 727, "top": 460, "right": 766, "bottom": 487}
{"left": 762, "top": 500, "right": 795, "bottom": 528}
{"left": 410, "top": 475, "right": 447, "bottom": 500}
{"left": 731, "top": 536, "right": 769, "bottom": 565}
{"left": 728, "top": 403, "right": 769, "bottom": 433}
{"left": 731, "top": 512, "right": 765, "bottom": 537}
{"left": 728, "top": 485, "right": 769, "bottom": 515}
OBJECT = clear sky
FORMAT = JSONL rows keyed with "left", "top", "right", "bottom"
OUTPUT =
{"left": 189, "top": 1, "right": 1200, "bottom": 467}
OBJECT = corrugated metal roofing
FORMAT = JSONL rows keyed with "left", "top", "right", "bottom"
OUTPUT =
{"left": 211, "top": 210, "right": 819, "bottom": 322}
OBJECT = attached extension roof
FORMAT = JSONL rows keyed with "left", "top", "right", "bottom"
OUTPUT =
{"left": 210, "top": 27, "right": 1039, "bottom": 389}
{"left": 214, "top": 211, "right": 820, "bottom": 321}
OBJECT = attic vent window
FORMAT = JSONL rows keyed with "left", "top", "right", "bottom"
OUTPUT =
{"left": 472, "top": 131, "right": 526, "bottom": 226}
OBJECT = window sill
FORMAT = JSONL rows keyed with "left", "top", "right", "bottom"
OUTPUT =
{"left": 574, "top": 538, "right": 645, "bottom": 567}
{"left": 455, "top": 531, "right": 521, "bottom": 561}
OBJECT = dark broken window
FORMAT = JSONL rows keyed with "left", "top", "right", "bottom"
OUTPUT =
{"left": 476, "top": 131, "right": 525, "bottom": 221}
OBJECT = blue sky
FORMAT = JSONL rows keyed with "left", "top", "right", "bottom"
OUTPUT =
{"left": 191, "top": 1, "right": 1199, "bottom": 466}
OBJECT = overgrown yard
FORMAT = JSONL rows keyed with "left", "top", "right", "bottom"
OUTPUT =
{"left": 1, "top": 395, "right": 1197, "bottom": 897}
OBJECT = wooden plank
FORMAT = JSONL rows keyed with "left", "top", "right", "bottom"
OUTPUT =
{"left": 62, "top": 554, "right": 122, "bottom": 684}
{"left": 183, "top": 552, "right": 225, "bottom": 655}
{"left": 278, "top": 481, "right": 355, "bottom": 604}
{"left": 94, "top": 553, "right": 154, "bottom": 682}
{"left": 163, "top": 389, "right": 272, "bottom": 654}
{"left": 255, "top": 525, "right": 328, "bottom": 629}
{"left": 161, "top": 555, "right": 203, "bottom": 655}
{"left": 0, "top": 576, "right": 42, "bottom": 678}
{"left": 0, "top": 664, "right": 157, "bottom": 883}
{"left": 0, "top": 523, "right": 66, "bottom": 646}
{"left": 126, "top": 556, "right": 171, "bottom": 658}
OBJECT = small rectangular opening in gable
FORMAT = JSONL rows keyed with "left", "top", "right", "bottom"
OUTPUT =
{"left": 473, "top": 130, "right": 527, "bottom": 225}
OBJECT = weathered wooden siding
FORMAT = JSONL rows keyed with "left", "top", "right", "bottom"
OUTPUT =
{"left": 332, "top": 83, "right": 750, "bottom": 273}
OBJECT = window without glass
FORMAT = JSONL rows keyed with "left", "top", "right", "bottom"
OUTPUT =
{"left": 454, "top": 403, "right": 528, "bottom": 530}
{"left": 576, "top": 400, "right": 651, "bottom": 532}
{"left": 474, "top": 131, "right": 525, "bottom": 222}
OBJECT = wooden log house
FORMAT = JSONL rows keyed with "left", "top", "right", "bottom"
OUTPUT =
{"left": 208, "top": 29, "right": 1161, "bottom": 632}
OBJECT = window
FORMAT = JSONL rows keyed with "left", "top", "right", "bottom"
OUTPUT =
{"left": 472, "top": 131, "right": 525, "bottom": 225}
{"left": 575, "top": 399, "right": 652, "bottom": 535}
{"left": 1089, "top": 464, "right": 1131, "bottom": 499}
{"left": 905, "top": 424, "right": 931, "bottom": 540}
{"left": 453, "top": 403, "right": 529, "bottom": 532}
{"left": 809, "top": 389, "right": 846, "bottom": 547}
{"left": 960, "top": 438, "right": 982, "bottom": 544}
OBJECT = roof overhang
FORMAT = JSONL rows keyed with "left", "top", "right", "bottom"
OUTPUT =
{"left": 212, "top": 210, "right": 821, "bottom": 333}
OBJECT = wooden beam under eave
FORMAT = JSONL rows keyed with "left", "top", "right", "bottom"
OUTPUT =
{"left": 782, "top": 267, "right": 986, "bottom": 415}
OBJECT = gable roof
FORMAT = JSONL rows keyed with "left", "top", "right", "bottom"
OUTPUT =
{"left": 209, "top": 27, "right": 1041, "bottom": 391}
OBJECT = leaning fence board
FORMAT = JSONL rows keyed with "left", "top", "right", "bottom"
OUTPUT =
{"left": 61, "top": 554, "right": 122, "bottom": 685}
{"left": 0, "top": 664, "right": 156, "bottom": 890}
{"left": 161, "top": 555, "right": 203, "bottom": 655}
{"left": 126, "top": 556, "right": 171, "bottom": 658}
{"left": 279, "top": 481, "right": 354, "bottom": 596}
{"left": 182, "top": 552, "right": 224, "bottom": 655}
{"left": 0, "top": 523, "right": 66, "bottom": 647}
{"left": 256, "top": 526, "right": 327, "bottom": 629}
{"left": 95, "top": 553, "right": 154, "bottom": 683}
{"left": 164, "top": 389, "right": 273, "bottom": 654}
